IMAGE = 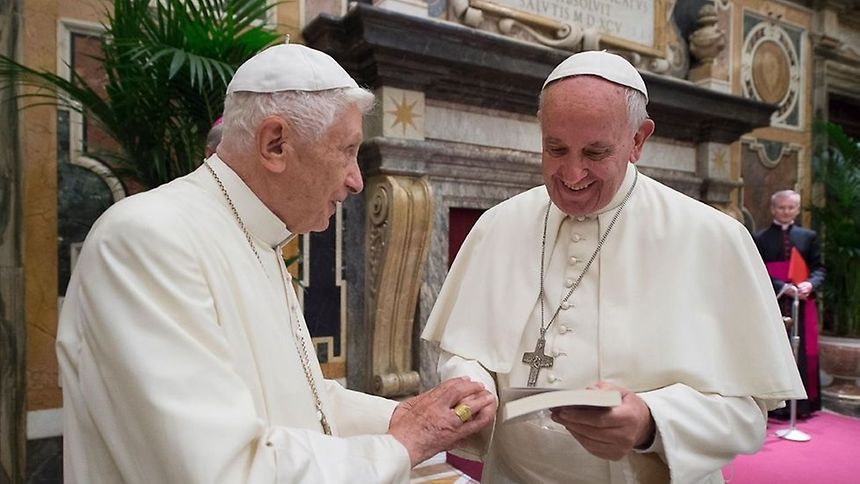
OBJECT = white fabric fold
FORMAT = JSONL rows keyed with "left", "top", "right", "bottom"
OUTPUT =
{"left": 423, "top": 163, "right": 804, "bottom": 407}
{"left": 58, "top": 160, "right": 410, "bottom": 483}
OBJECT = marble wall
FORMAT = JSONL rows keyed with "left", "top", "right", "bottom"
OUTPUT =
{"left": 732, "top": 0, "right": 814, "bottom": 227}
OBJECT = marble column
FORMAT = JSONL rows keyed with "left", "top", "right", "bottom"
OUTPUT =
{"left": 0, "top": 0, "right": 25, "bottom": 481}
{"left": 697, "top": 141, "right": 742, "bottom": 218}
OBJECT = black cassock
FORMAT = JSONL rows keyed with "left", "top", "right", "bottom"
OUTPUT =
{"left": 754, "top": 223, "right": 826, "bottom": 418}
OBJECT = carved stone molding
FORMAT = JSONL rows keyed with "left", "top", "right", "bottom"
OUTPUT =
{"left": 695, "top": 140, "right": 739, "bottom": 209}
{"left": 689, "top": 3, "right": 726, "bottom": 67}
{"left": 304, "top": 4, "right": 776, "bottom": 141}
{"left": 743, "top": 138, "right": 803, "bottom": 169}
{"left": 449, "top": 0, "right": 598, "bottom": 51}
{"left": 365, "top": 175, "right": 433, "bottom": 397}
{"left": 741, "top": 12, "right": 804, "bottom": 129}
{"left": 70, "top": 156, "right": 126, "bottom": 202}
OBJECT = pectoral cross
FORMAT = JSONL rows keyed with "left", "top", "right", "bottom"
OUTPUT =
{"left": 522, "top": 336, "right": 554, "bottom": 387}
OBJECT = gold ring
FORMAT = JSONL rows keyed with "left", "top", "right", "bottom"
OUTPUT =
{"left": 453, "top": 403, "right": 472, "bottom": 423}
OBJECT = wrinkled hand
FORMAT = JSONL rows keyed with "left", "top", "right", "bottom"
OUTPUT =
{"left": 388, "top": 377, "right": 496, "bottom": 466}
{"left": 796, "top": 281, "right": 813, "bottom": 300}
{"left": 549, "top": 381, "right": 654, "bottom": 461}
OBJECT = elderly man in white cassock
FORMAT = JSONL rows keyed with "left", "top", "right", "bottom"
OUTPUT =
{"left": 422, "top": 51, "right": 805, "bottom": 483}
{"left": 57, "top": 44, "right": 496, "bottom": 484}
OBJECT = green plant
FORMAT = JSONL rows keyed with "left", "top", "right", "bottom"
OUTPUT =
{"left": 0, "top": 0, "right": 280, "bottom": 188}
{"left": 810, "top": 121, "right": 860, "bottom": 337}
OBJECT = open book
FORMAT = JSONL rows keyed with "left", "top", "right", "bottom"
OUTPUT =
{"left": 500, "top": 387, "right": 622, "bottom": 423}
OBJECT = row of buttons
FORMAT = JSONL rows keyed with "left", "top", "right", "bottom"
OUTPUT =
{"left": 546, "top": 349, "right": 567, "bottom": 383}
{"left": 544, "top": 215, "right": 590, "bottom": 385}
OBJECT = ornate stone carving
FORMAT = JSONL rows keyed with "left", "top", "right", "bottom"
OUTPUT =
{"left": 689, "top": 3, "right": 726, "bottom": 65}
{"left": 746, "top": 139, "right": 803, "bottom": 169}
{"left": 449, "top": 0, "right": 598, "bottom": 51}
{"left": 641, "top": 0, "right": 688, "bottom": 79}
{"left": 688, "top": 0, "right": 731, "bottom": 92}
{"left": 741, "top": 12, "right": 803, "bottom": 129}
{"left": 365, "top": 175, "right": 433, "bottom": 397}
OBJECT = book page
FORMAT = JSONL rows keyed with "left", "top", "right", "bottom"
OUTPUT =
{"left": 500, "top": 388, "right": 622, "bottom": 423}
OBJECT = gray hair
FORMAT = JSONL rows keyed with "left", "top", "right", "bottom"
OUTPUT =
{"left": 538, "top": 81, "right": 649, "bottom": 131}
{"left": 624, "top": 87, "right": 648, "bottom": 131}
{"left": 221, "top": 86, "right": 375, "bottom": 151}
{"left": 771, "top": 189, "right": 801, "bottom": 207}
{"left": 205, "top": 123, "right": 223, "bottom": 152}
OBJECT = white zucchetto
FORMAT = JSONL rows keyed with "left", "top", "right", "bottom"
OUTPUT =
{"left": 543, "top": 50, "right": 648, "bottom": 102}
{"left": 226, "top": 44, "right": 358, "bottom": 95}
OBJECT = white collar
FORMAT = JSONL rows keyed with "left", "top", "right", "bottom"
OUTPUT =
{"left": 205, "top": 154, "right": 293, "bottom": 249}
{"left": 773, "top": 220, "right": 794, "bottom": 231}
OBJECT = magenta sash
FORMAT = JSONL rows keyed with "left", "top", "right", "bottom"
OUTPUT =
{"left": 766, "top": 260, "right": 819, "bottom": 400}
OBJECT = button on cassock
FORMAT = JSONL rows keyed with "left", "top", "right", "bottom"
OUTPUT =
{"left": 568, "top": 256, "right": 578, "bottom": 265}
{"left": 561, "top": 301, "right": 571, "bottom": 310}
{"left": 572, "top": 234, "right": 583, "bottom": 242}
{"left": 576, "top": 216, "right": 586, "bottom": 222}
{"left": 558, "top": 324, "right": 571, "bottom": 334}
{"left": 564, "top": 278, "right": 574, "bottom": 288}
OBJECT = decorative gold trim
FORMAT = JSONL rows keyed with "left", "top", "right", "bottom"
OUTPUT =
{"left": 365, "top": 175, "right": 433, "bottom": 397}
{"left": 314, "top": 334, "right": 346, "bottom": 379}
{"left": 320, "top": 361, "right": 346, "bottom": 379}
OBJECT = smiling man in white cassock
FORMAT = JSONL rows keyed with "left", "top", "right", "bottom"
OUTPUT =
{"left": 422, "top": 51, "right": 805, "bottom": 483}
{"left": 57, "top": 44, "right": 496, "bottom": 483}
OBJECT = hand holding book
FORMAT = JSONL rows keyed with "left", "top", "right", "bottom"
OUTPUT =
{"left": 545, "top": 381, "right": 656, "bottom": 461}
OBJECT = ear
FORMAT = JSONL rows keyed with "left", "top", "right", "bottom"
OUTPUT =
{"left": 256, "top": 115, "right": 292, "bottom": 174}
{"left": 629, "top": 118, "right": 655, "bottom": 163}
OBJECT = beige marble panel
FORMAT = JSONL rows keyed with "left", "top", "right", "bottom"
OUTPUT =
{"left": 280, "top": 0, "right": 302, "bottom": 43}
{"left": 23, "top": 0, "right": 62, "bottom": 412}
{"left": 639, "top": 137, "right": 697, "bottom": 173}
{"left": 697, "top": 141, "right": 732, "bottom": 180}
{"left": 373, "top": 0, "right": 428, "bottom": 17}
{"left": 303, "top": 0, "right": 342, "bottom": 26}
{"left": 425, "top": 102, "right": 541, "bottom": 153}
{"left": 378, "top": 87, "right": 425, "bottom": 140}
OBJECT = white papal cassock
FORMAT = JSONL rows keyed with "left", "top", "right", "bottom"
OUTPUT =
{"left": 423, "top": 163, "right": 805, "bottom": 484}
{"left": 57, "top": 155, "right": 410, "bottom": 483}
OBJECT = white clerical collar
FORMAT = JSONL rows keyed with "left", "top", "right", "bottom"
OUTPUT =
{"left": 593, "top": 162, "right": 637, "bottom": 216}
{"left": 773, "top": 220, "right": 794, "bottom": 231}
{"left": 205, "top": 154, "right": 293, "bottom": 248}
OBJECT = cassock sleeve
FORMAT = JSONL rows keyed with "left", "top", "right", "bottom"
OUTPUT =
{"left": 323, "top": 379, "right": 399, "bottom": 437}
{"left": 64, "top": 211, "right": 411, "bottom": 484}
{"left": 637, "top": 384, "right": 767, "bottom": 483}
{"left": 806, "top": 231, "right": 826, "bottom": 289}
{"left": 436, "top": 351, "right": 498, "bottom": 460}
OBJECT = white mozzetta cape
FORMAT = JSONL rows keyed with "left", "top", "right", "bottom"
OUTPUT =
{"left": 423, "top": 164, "right": 805, "bottom": 483}
{"left": 57, "top": 156, "right": 410, "bottom": 484}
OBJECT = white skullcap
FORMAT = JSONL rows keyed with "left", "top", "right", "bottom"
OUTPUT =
{"left": 226, "top": 44, "right": 358, "bottom": 95}
{"left": 543, "top": 50, "right": 648, "bottom": 102}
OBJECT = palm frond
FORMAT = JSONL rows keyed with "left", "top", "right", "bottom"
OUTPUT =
{"left": 811, "top": 121, "right": 860, "bottom": 337}
{"left": 0, "top": 0, "right": 281, "bottom": 188}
